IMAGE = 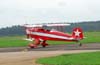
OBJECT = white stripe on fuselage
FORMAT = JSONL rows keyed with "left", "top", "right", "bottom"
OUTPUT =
{"left": 31, "top": 32, "right": 74, "bottom": 40}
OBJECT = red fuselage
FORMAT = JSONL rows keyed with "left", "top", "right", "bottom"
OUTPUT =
{"left": 27, "top": 28, "right": 76, "bottom": 42}
{"left": 25, "top": 27, "right": 83, "bottom": 48}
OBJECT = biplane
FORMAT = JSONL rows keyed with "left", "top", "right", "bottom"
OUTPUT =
{"left": 23, "top": 23, "right": 84, "bottom": 48}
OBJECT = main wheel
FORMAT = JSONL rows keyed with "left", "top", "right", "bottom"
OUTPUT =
{"left": 28, "top": 43, "right": 36, "bottom": 48}
{"left": 42, "top": 44, "right": 48, "bottom": 48}
{"left": 42, "top": 45, "right": 46, "bottom": 48}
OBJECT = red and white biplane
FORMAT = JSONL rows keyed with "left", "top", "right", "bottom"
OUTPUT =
{"left": 24, "top": 23, "right": 84, "bottom": 48}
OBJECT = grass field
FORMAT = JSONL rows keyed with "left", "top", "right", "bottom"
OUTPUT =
{"left": 0, "top": 36, "right": 29, "bottom": 47}
{"left": 0, "top": 32, "right": 100, "bottom": 47}
{"left": 37, "top": 51, "right": 100, "bottom": 65}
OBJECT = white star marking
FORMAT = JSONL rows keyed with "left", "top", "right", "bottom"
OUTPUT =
{"left": 74, "top": 29, "right": 81, "bottom": 36}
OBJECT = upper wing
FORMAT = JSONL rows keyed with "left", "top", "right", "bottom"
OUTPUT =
{"left": 24, "top": 23, "right": 70, "bottom": 27}
{"left": 24, "top": 23, "right": 70, "bottom": 32}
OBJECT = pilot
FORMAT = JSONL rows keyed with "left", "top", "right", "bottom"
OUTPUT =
{"left": 42, "top": 25, "right": 51, "bottom": 31}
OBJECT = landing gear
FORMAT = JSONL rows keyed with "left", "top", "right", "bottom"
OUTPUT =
{"left": 28, "top": 39, "right": 40, "bottom": 48}
{"left": 42, "top": 44, "right": 48, "bottom": 48}
{"left": 41, "top": 40, "right": 48, "bottom": 48}
{"left": 79, "top": 42, "right": 82, "bottom": 46}
{"left": 28, "top": 40, "right": 48, "bottom": 48}
{"left": 28, "top": 43, "right": 36, "bottom": 48}
{"left": 77, "top": 40, "right": 82, "bottom": 46}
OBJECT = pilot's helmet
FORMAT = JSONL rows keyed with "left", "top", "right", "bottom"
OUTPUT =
{"left": 42, "top": 25, "right": 51, "bottom": 31}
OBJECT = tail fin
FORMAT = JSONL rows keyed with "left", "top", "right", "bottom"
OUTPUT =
{"left": 72, "top": 27, "right": 83, "bottom": 40}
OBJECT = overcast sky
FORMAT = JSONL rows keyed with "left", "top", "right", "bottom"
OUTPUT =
{"left": 0, "top": 0, "right": 100, "bottom": 28}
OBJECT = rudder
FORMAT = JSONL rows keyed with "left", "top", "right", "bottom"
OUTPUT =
{"left": 72, "top": 27, "right": 83, "bottom": 40}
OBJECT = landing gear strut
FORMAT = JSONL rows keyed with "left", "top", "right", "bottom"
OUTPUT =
{"left": 77, "top": 40, "right": 82, "bottom": 46}
{"left": 79, "top": 42, "right": 82, "bottom": 46}
{"left": 41, "top": 40, "right": 48, "bottom": 48}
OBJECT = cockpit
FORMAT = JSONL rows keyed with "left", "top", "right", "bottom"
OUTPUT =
{"left": 42, "top": 25, "right": 52, "bottom": 31}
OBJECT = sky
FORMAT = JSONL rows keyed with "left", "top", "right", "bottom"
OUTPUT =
{"left": 0, "top": 0, "right": 100, "bottom": 28}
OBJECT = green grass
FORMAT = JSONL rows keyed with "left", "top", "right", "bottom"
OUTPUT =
{"left": 37, "top": 51, "right": 100, "bottom": 65}
{"left": 0, "top": 36, "right": 29, "bottom": 47}
{"left": 81, "top": 32, "right": 100, "bottom": 43}
{"left": 0, "top": 32, "right": 100, "bottom": 47}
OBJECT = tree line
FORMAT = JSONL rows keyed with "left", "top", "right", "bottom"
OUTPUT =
{"left": 0, "top": 25, "right": 25, "bottom": 36}
{"left": 0, "top": 21, "right": 100, "bottom": 36}
{"left": 66, "top": 21, "right": 100, "bottom": 32}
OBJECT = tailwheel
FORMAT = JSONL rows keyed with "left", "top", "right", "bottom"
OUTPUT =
{"left": 77, "top": 40, "right": 82, "bottom": 47}
{"left": 79, "top": 42, "right": 82, "bottom": 46}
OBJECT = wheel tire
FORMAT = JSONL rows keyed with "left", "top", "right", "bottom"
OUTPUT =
{"left": 29, "top": 43, "right": 35, "bottom": 48}
{"left": 79, "top": 43, "right": 82, "bottom": 46}
{"left": 42, "top": 45, "right": 46, "bottom": 48}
